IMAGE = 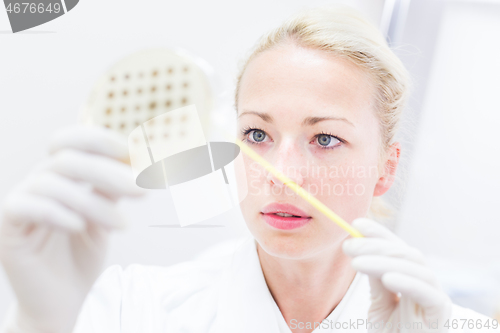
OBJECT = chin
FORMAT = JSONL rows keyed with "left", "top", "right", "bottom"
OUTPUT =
{"left": 250, "top": 220, "right": 328, "bottom": 260}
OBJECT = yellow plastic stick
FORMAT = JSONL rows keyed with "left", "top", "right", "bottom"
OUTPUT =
{"left": 224, "top": 130, "right": 364, "bottom": 238}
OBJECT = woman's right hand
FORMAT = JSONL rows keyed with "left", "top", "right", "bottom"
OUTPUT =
{"left": 0, "top": 125, "right": 146, "bottom": 333}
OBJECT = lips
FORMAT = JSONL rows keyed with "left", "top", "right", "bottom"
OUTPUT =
{"left": 260, "top": 203, "right": 312, "bottom": 230}
{"left": 261, "top": 203, "right": 310, "bottom": 217}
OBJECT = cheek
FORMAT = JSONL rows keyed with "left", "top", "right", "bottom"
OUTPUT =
{"left": 235, "top": 155, "right": 266, "bottom": 202}
{"left": 235, "top": 156, "right": 269, "bottom": 236}
{"left": 307, "top": 157, "right": 380, "bottom": 220}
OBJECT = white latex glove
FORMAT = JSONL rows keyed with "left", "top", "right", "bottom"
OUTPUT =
{"left": 342, "top": 217, "right": 453, "bottom": 333}
{"left": 0, "top": 125, "right": 146, "bottom": 333}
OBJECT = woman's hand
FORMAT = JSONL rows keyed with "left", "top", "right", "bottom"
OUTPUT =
{"left": 342, "top": 217, "right": 452, "bottom": 333}
{"left": 0, "top": 125, "right": 146, "bottom": 333}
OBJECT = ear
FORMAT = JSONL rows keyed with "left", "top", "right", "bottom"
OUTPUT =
{"left": 373, "top": 142, "right": 401, "bottom": 197}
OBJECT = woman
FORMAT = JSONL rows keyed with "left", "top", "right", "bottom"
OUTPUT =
{"left": 0, "top": 6, "right": 497, "bottom": 333}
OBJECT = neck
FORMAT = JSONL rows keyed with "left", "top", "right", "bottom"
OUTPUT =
{"left": 257, "top": 242, "right": 357, "bottom": 333}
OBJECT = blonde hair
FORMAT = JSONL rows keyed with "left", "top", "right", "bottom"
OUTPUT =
{"left": 234, "top": 5, "right": 411, "bottom": 223}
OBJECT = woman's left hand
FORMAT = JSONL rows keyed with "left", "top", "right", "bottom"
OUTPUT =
{"left": 342, "top": 217, "right": 452, "bottom": 333}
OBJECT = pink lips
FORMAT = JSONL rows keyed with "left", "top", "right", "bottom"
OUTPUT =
{"left": 261, "top": 203, "right": 312, "bottom": 230}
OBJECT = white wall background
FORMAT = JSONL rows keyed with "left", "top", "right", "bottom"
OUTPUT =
{"left": 396, "top": 0, "right": 500, "bottom": 316}
{"left": 1, "top": 0, "right": 499, "bottom": 322}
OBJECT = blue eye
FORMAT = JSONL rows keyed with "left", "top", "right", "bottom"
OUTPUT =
{"left": 316, "top": 134, "right": 342, "bottom": 149}
{"left": 240, "top": 126, "right": 345, "bottom": 149}
{"left": 240, "top": 126, "right": 269, "bottom": 145}
{"left": 318, "top": 134, "right": 332, "bottom": 146}
{"left": 252, "top": 130, "right": 266, "bottom": 142}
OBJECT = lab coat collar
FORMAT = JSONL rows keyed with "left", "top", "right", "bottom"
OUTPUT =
{"left": 211, "top": 236, "right": 371, "bottom": 333}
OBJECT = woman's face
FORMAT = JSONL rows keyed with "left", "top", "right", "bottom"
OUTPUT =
{"left": 236, "top": 42, "right": 394, "bottom": 260}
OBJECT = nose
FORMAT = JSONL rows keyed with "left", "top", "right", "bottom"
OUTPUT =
{"left": 266, "top": 140, "right": 305, "bottom": 189}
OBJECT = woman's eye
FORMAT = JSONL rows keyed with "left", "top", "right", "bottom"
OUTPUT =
{"left": 248, "top": 129, "right": 267, "bottom": 143}
{"left": 316, "top": 134, "right": 340, "bottom": 148}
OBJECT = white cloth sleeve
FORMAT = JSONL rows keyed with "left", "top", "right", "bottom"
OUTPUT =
{"left": 72, "top": 265, "right": 124, "bottom": 333}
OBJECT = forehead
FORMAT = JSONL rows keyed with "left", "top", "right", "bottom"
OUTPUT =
{"left": 237, "top": 43, "right": 377, "bottom": 124}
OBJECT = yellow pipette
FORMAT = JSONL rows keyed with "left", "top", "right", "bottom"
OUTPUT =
{"left": 223, "top": 129, "right": 364, "bottom": 238}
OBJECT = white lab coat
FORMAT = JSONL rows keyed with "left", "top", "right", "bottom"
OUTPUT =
{"left": 73, "top": 236, "right": 498, "bottom": 332}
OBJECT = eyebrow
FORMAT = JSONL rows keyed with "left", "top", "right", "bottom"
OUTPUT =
{"left": 238, "top": 110, "right": 355, "bottom": 127}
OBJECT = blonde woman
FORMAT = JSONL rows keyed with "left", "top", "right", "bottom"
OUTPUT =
{"left": 0, "top": 6, "right": 497, "bottom": 333}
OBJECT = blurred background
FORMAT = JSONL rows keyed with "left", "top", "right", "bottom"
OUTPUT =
{"left": 1, "top": 0, "right": 499, "bottom": 320}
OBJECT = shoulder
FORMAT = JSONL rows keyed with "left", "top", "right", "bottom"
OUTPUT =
{"left": 74, "top": 243, "right": 239, "bottom": 332}
{"left": 74, "top": 237, "right": 254, "bottom": 332}
{"left": 93, "top": 237, "right": 250, "bottom": 300}
{"left": 96, "top": 253, "right": 232, "bottom": 296}
{"left": 127, "top": 256, "right": 230, "bottom": 288}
